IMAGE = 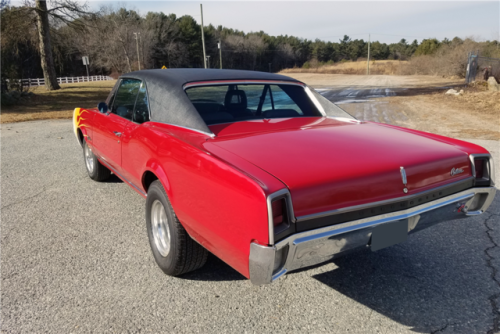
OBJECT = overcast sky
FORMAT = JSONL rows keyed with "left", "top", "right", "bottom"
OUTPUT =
{"left": 38, "top": 1, "right": 500, "bottom": 44}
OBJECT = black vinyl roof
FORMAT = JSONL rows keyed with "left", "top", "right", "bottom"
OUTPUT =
{"left": 122, "top": 69, "right": 303, "bottom": 134}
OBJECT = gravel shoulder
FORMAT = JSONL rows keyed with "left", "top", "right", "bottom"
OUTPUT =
{"left": 1, "top": 120, "right": 499, "bottom": 334}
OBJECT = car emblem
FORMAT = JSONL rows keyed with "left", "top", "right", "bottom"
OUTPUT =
{"left": 450, "top": 167, "right": 464, "bottom": 176}
{"left": 400, "top": 167, "right": 408, "bottom": 193}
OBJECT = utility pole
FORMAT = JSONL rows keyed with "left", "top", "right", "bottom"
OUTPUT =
{"left": 134, "top": 32, "right": 141, "bottom": 70}
{"left": 218, "top": 39, "right": 222, "bottom": 69}
{"left": 200, "top": 4, "right": 207, "bottom": 69}
{"left": 366, "top": 33, "right": 371, "bottom": 75}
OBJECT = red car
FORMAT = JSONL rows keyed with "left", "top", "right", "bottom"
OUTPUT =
{"left": 73, "top": 69, "right": 496, "bottom": 285}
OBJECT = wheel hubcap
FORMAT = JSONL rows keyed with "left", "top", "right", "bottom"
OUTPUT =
{"left": 84, "top": 144, "right": 94, "bottom": 173}
{"left": 151, "top": 200, "right": 171, "bottom": 257}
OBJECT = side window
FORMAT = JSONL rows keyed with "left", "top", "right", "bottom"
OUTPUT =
{"left": 105, "top": 81, "right": 120, "bottom": 106}
{"left": 262, "top": 85, "right": 303, "bottom": 115}
{"left": 133, "top": 83, "right": 150, "bottom": 124}
{"left": 111, "top": 79, "right": 141, "bottom": 120}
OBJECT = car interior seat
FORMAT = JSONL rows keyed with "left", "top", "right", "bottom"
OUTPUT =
{"left": 224, "top": 90, "right": 254, "bottom": 118}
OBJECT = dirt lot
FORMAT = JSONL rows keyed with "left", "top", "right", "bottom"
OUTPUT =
{"left": 281, "top": 60, "right": 409, "bottom": 75}
{"left": 380, "top": 90, "right": 500, "bottom": 140}
{"left": 283, "top": 73, "right": 463, "bottom": 89}
{"left": 284, "top": 73, "right": 500, "bottom": 140}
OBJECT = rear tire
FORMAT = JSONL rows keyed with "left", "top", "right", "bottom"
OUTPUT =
{"left": 83, "top": 140, "right": 111, "bottom": 181}
{"left": 146, "top": 180, "right": 208, "bottom": 276}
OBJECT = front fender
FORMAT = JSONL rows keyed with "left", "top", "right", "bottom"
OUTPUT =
{"left": 73, "top": 108, "right": 93, "bottom": 146}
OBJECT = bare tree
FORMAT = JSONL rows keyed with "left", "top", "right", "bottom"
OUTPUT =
{"left": 34, "top": 0, "right": 59, "bottom": 89}
{"left": 28, "top": 0, "right": 88, "bottom": 90}
{"left": 277, "top": 43, "right": 296, "bottom": 69}
{"left": 245, "top": 34, "right": 266, "bottom": 70}
{"left": 75, "top": 6, "right": 148, "bottom": 74}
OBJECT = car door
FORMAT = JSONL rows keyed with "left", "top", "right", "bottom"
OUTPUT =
{"left": 92, "top": 79, "right": 141, "bottom": 171}
{"left": 121, "top": 81, "right": 151, "bottom": 188}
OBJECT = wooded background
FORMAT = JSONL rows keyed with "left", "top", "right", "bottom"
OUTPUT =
{"left": 2, "top": 0, "right": 499, "bottom": 91}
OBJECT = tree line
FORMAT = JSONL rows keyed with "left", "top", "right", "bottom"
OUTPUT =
{"left": 1, "top": 1, "right": 499, "bottom": 91}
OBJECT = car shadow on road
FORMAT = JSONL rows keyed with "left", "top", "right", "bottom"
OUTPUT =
{"left": 310, "top": 241, "right": 492, "bottom": 333}
{"left": 104, "top": 174, "right": 124, "bottom": 183}
{"left": 181, "top": 252, "right": 246, "bottom": 282}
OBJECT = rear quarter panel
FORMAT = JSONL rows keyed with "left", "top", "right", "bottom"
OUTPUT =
{"left": 131, "top": 123, "right": 280, "bottom": 278}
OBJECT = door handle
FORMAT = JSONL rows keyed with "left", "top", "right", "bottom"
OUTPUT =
{"left": 113, "top": 131, "right": 122, "bottom": 137}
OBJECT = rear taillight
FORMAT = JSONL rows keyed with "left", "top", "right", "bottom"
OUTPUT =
{"left": 475, "top": 159, "right": 484, "bottom": 179}
{"left": 268, "top": 190, "right": 296, "bottom": 244}
{"left": 472, "top": 155, "right": 494, "bottom": 187}
{"left": 271, "top": 198, "right": 290, "bottom": 236}
{"left": 272, "top": 198, "right": 286, "bottom": 226}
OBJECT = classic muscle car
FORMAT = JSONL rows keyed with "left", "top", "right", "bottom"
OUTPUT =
{"left": 73, "top": 69, "right": 496, "bottom": 285}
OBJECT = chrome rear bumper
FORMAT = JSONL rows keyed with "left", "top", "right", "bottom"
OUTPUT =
{"left": 249, "top": 186, "right": 496, "bottom": 285}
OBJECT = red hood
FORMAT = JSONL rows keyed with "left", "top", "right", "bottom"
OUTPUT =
{"left": 205, "top": 117, "right": 474, "bottom": 217}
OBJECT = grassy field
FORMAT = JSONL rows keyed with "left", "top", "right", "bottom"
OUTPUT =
{"left": 281, "top": 60, "right": 409, "bottom": 75}
{"left": 1, "top": 80, "right": 117, "bottom": 123}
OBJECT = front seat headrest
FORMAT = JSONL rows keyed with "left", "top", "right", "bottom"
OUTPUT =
{"left": 224, "top": 90, "right": 247, "bottom": 112}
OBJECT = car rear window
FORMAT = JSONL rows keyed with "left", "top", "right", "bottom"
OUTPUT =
{"left": 185, "top": 84, "right": 322, "bottom": 125}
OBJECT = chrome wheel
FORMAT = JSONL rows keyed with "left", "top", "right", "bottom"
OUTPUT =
{"left": 84, "top": 143, "right": 94, "bottom": 173}
{"left": 151, "top": 200, "right": 171, "bottom": 257}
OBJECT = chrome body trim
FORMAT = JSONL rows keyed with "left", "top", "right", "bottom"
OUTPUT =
{"left": 304, "top": 86, "right": 326, "bottom": 116}
{"left": 153, "top": 122, "right": 216, "bottom": 138}
{"left": 98, "top": 158, "right": 147, "bottom": 197}
{"left": 249, "top": 186, "right": 496, "bottom": 285}
{"left": 183, "top": 80, "right": 305, "bottom": 89}
{"left": 296, "top": 177, "right": 474, "bottom": 222}
{"left": 266, "top": 189, "right": 296, "bottom": 245}
{"left": 400, "top": 166, "right": 407, "bottom": 185}
{"left": 326, "top": 116, "right": 362, "bottom": 124}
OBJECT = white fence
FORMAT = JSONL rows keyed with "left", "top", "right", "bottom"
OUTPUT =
{"left": 7, "top": 75, "right": 114, "bottom": 87}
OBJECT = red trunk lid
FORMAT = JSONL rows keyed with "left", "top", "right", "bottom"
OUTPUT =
{"left": 206, "top": 118, "right": 472, "bottom": 218}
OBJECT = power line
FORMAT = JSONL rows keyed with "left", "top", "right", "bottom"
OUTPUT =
{"left": 319, "top": 33, "right": 369, "bottom": 39}
{"left": 370, "top": 33, "right": 429, "bottom": 39}
{"left": 318, "top": 32, "right": 429, "bottom": 41}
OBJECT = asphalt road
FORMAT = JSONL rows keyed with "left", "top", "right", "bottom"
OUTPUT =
{"left": 317, "top": 86, "right": 399, "bottom": 104}
{"left": 1, "top": 120, "right": 499, "bottom": 334}
{"left": 317, "top": 86, "right": 410, "bottom": 125}
{"left": 315, "top": 82, "right": 460, "bottom": 127}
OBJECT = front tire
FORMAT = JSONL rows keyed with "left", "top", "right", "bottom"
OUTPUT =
{"left": 83, "top": 140, "right": 111, "bottom": 181}
{"left": 146, "top": 180, "right": 208, "bottom": 276}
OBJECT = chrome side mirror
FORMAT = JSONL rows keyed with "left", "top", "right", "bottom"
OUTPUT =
{"left": 97, "top": 102, "right": 108, "bottom": 113}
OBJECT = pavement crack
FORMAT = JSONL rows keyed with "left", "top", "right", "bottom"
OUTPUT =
{"left": 430, "top": 322, "right": 449, "bottom": 334}
{"left": 484, "top": 213, "right": 500, "bottom": 334}
{"left": 1, "top": 188, "right": 49, "bottom": 210}
{"left": 1, "top": 177, "right": 88, "bottom": 210}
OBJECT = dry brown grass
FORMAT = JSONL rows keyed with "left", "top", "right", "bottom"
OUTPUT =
{"left": 281, "top": 60, "right": 408, "bottom": 75}
{"left": 1, "top": 80, "right": 117, "bottom": 123}
{"left": 388, "top": 89, "right": 500, "bottom": 140}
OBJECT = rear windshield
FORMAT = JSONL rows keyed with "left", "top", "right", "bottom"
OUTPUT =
{"left": 185, "top": 84, "right": 323, "bottom": 125}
